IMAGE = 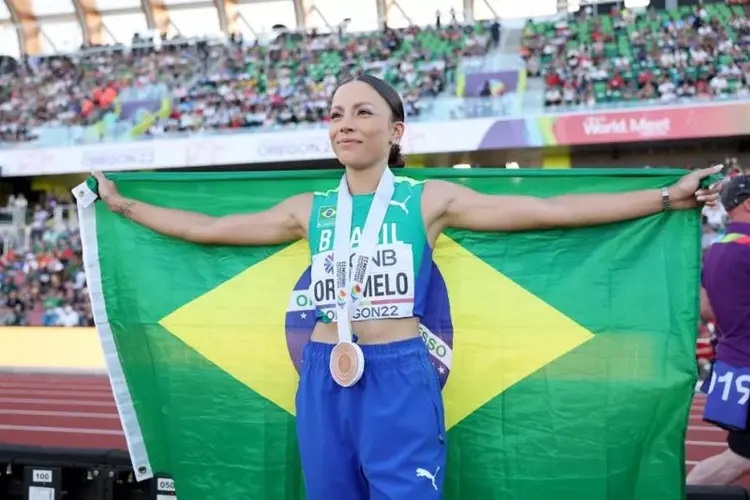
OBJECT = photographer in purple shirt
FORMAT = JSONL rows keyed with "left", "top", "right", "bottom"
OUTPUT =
{"left": 688, "top": 175, "right": 750, "bottom": 486}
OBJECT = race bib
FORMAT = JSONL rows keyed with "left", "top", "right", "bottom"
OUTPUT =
{"left": 308, "top": 243, "right": 415, "bottom": 322}
{"left": 701, "top": 360, "right": 750, "bottom": 431}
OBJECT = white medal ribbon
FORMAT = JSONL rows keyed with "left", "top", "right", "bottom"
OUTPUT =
{"left": 333, "top": 167, "right": 396, "bottom": 344}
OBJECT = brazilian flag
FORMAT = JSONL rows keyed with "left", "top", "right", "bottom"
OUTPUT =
{"left": 75, "top": 168, "right": 700, "bottom": 500}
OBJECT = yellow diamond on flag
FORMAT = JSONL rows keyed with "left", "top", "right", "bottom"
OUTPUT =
{"left": 434, "top": 235, "right": 594, "bottom": 429}
{"left": 160, "top": 241, "right": 309, "bottom": 415}
{"left": 159, "top": 235, "right": 595, "bottom": 428}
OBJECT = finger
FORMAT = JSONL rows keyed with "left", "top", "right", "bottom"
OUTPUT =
{"left": 695, "top": 164, "right": 723, "bottom": 178}
{"left": 92, "top": 171, "right": 105, "bottom": 181}
{"left": 697, "top": 193, "right": 720, "bottom": 203}
{"left": 707, "top": 164, "right": 724, "bottom": 175}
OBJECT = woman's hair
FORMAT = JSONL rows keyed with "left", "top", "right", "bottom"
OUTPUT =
{"left": 337, "top": 73, "right": 406, "bottom": 168}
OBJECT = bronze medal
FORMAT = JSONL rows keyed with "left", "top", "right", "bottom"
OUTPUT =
{"left": 330, "top": 341, "right": 364, "bottom": 387}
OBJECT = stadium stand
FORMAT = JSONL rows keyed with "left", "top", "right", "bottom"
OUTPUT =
{"left": 521, "top": 3, "right": 750, "bottom": 107}
{"left": 0, "top": 23, "right": 492, "bottom": 144}
{"left": 0, "top": 38, "right": 219, "bottom": 145}
{"left": 153, "top": 25, "right": 490, "bottom": 133}
{"left": 0, "top": 195, "right": 89, "bottom": 327}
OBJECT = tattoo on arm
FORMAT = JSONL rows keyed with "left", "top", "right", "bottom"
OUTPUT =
{"left": 116, "top": 200, "right": 137, "bottom": 217}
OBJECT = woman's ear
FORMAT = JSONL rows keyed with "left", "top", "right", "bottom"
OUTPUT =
{"left": 391, "top": 121, "right": 405, "bottom": 145}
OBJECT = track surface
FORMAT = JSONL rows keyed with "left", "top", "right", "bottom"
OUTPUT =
{"left": 0, "top": 373, "right": 126, "bottom": 450}
{"left": 0, "top": 373, "right": 748, "bottom": 485}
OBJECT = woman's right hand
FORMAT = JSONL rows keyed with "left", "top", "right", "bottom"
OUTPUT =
{"left": 92, "top": 171, "right": 120, "bottom": 206}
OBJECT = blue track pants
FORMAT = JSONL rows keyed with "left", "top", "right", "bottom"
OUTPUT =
{"left": 295, "top": 337, "right": 447, "bottom": 500}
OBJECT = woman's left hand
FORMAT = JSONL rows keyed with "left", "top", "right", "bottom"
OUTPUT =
{"left": 669, "top": 164, "right": 724, "bottom": 209}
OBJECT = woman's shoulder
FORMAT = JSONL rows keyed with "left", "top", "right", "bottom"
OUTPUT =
{"left": 421, "top": 178, "right": 461, "bottom": 199}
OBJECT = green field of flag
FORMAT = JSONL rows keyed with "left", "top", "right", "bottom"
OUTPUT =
{"left": 77, "top": 168, "right": 701, "bottom": 500}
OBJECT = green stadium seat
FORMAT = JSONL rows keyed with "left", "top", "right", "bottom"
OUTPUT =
{"left": 521, "top": 3, "right": 750, "bottom": 108}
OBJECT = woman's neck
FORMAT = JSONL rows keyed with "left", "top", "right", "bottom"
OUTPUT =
{"left": 345, "top": 165, "right": 386, "bottom": 195}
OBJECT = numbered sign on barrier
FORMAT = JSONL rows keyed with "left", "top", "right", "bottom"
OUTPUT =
{"left": 702, "top": 360, "right": 750, "bottom": 430}
{"left": 23, "top": 466, "right": 61, "bottom": 500}
{"left": 152, "top": 475, "right": 177, "bottom": 500}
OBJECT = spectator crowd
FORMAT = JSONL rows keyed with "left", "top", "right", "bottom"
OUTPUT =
{"left": 1, "top": 22, "right": 492, "bottom": 144}
{"left": 147, "top": 24, "right": 488, "bottom": 135}
{"left": 521, "top": 2, "right": 750, "bottom": 107}
{"left": 0, "top": 40, "right": 210, "bottom": 144}
{"left": 0, "top": 195, "right": 92, "bottom": 327}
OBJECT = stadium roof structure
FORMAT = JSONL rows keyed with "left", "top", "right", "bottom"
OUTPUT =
{"left": 0, "top": 0, "right": 562, "bottom": 59}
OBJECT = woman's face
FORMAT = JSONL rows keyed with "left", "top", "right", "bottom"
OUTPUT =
{"left": 328, "top": 80, "right": 403, "bottom": 170}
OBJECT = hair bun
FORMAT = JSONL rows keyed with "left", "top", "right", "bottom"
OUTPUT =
{"left": 388, "top": 143, "right": 406, "bottom": 168}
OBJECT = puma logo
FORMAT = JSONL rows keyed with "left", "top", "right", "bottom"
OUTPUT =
{"left": 415, "top": 466, "right": 439, "bottom": 491}
{"left": 389, "top": 194, "right": 411, "bottom": 214}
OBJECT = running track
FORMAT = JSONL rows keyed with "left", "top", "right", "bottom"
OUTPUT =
{"left": 1, "top": 373, "right": 749, "bottom": 486}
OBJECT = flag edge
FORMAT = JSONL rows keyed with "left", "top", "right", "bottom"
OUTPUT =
{"left": 77, "top": 202, "right": 154, "bottom": 482}
{"left": 105, "top": 167, "right": 690, "bottom": 183}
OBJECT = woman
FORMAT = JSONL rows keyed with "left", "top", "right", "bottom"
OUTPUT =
{"left": 94, "top": 74, "right": 721, "bottom": 500}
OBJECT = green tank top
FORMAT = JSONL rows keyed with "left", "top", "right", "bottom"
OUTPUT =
{"left": 307, "top": 176, "right": 432, "bottom": 324}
